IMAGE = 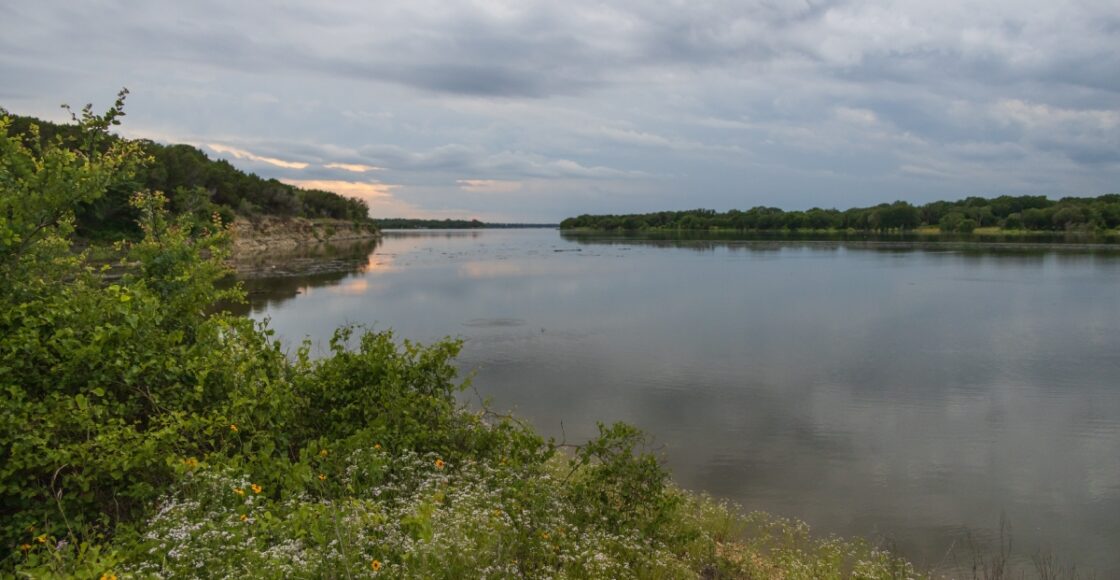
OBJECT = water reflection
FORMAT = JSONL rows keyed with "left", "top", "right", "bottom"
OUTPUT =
{"left": 236, "top": 229, "right": 1120, "bottom": 576}
{"left": 226, "top": 238, "right": 380, "bottom": 315}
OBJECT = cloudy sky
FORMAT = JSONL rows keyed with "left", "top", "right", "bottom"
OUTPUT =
{"left": 3, "top": 1, "right": 1118, "bottom": 222}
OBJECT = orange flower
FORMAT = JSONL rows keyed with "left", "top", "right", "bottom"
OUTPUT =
{"left": 373, "top": 443, "right": 382, "bottom": 450}
{"left": 182, "top": 457, "right": 199, "bottom": 469}
{"left": 229, "top": 424, "right": 238, "bottom": 432}
{"left": 318, "top": 473, "right": 327, "bottom": 481}
{"left": 18, "top": 543, "right": 31, "bottom": 552}
{"left": 250, "top": 483, "right": 262, "bottom": 494}
{"left": 434, "top": 459, "right": 445, "bottom": 470}
{"left": 100, "top": 574, "right": 118, "bottom": 580}
{"left": 240, "top": 514, "right": 249, "bottom": 522}
{"left": 234, "top": 487, "right": 245, "bottom": 496}
{"left": 370, "top": 559, "right": 383, "bottom": 571}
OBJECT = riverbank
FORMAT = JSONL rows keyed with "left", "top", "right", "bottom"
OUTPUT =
{"left": 230, "top": 216, "right": 379, "bottom": 253}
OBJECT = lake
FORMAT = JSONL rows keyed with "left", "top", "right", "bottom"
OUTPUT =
{"left": 232, "top": 229, "right": 1120, "bottom": 576}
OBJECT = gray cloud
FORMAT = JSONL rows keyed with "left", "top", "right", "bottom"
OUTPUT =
{"left": 2, "top": 0, "right": 1118, "bottom": 221}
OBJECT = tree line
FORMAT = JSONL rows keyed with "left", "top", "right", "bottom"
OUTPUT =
{"left": 373, "top": 218, "right": 558, "bottom": 229}
{"left": 561, "top": 195, "right": 1120, "bottom": 233}
{"left": 3, "top": 108, "right": 371, "bottom": 240}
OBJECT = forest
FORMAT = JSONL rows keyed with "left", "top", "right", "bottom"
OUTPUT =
{"left": 561, "top": 195, "right": 1120, "bottom": 233}
{"left": 3, "top": 105, "right": 371, "bottom": 241}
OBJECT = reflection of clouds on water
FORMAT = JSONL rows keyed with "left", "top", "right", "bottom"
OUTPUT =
{"left": 241, "top": 229, "right": 1120, "bottom": 577}
{"left": 458, "top": 261, "right": 525, "bottom": 279}
{"left": 325, "top": 278, "right": 391, "bottom": 296}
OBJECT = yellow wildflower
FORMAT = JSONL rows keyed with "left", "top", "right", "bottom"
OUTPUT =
{"left": 373, "top": 443, "right": 381, "bottom": 450}
{"left": 318, "top": 473, "right": 327, "bottom": 481}
{"left": 182, "top": 457, "right": 199, "bottom": 469}
{"left": 234, "top": 487, "right": 245, "bottom": 496}
{"left": 19, "top": 543, "right": 31, "bottom": 551}
{"left": 319, "top": 449, "right": 329, "bottom": 458}
{"left": 370, "top": 559, "right": 383, "bottom": 571}
{"left": 541, "top": 531, "right": 550, "bottom": 540}
{"left": 434, "top": 458, "right": 445, "bottom": 470}
{"left": 100, "top": 574, "right": 117, "bottom": 580}
{"left": 240, "top": 514, "right": 249, "bottom": 522}
{"left": 251, "top": 483, "right": 262, "bottom": 494}
{"left": 229, "top": 424, "right": 238, "bottom": 432}
{"left": 35, "top": 534, "right": 47, "bottom": 544}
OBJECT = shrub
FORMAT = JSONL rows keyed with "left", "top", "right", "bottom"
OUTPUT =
{"left": 3, "top": 96, "right": 924, "bottom": 579}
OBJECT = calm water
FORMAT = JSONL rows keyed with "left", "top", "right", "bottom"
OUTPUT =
{"left": 234, "top": 229, "right": 1120, "bottom": 575}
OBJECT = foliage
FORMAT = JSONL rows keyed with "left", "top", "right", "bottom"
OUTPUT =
{"left": 3, "top": 97, "right": 927, "bottom": 578}
{"left": 373, "top": 218, "right": 558, "bottom": 229}
{"left": 2, "top": 109, "right": 371, "bottom": 243}
{"left": 561, "top": 194, "right": 1120, "bottom": 233}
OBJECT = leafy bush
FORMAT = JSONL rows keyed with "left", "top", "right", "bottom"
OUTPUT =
{"left": 2, "top": 96, "right": 923, "bottom": 578}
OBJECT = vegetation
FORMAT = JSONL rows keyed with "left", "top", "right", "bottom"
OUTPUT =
{"left": 0, "top": 96, "right": 924, "bottom": 579}
{"left": 4, "top": 95, "right": 1088, "bottom": 578}
{"left": 3, "top": 95, "right": 371, "bottom": 243}
{"left": 561, "top": 196, "right": 1120, "bottom": 234}
{"left": 374, "top": 218, "right": 557, "bottom": 229}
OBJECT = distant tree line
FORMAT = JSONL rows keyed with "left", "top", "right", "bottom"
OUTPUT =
{"left": 4, "top": 112, "right": 371, "bottom": 240}
{"left": 374, "top": 218, "right": 558, "bottom": 229}
{"left": 561, "top": 195, "right": 1120, "bottom": 233}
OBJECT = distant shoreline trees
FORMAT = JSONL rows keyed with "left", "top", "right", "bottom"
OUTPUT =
{"left": 373, "top": 218, "right": 558, "bottom": 229}
{"left": 560, "top": 195, "right": 1120, "bottom": 233}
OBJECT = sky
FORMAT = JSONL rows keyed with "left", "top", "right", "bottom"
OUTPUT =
{"left": 2, "top": 0, "right": 1118, "bottom": 222}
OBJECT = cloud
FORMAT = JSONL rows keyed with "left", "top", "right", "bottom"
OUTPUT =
{"left": 3, "top": 0, "right": 1118, "bottom": 220}
{"left": 324, "top": 162, "right": 382, "bottom": 173}
{"left": 280, "top": 179, "right": 395, "bottom": 206}
{"left": 457, "top": 179, "right": 523, "bottom": 193}
{"left": 207, "top": 144, "right": 309, "bottom": 170}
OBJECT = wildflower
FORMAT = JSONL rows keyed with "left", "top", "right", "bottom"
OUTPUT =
{"left": 100, "top": 574, "right": 117, "bottom": 580}
{"left": 541, "top": 532, "right": 550, "bottom": 540}
{"left": 373, "top": 443, "right": 381, "bottom": 450}
{"left": 19, "top": 543, "right": 31, "bottom": 552}
{"left": 319, "top": 449, "right": 329, "bottom": 458}
{"left": 434, "top": 458, "right": 445, "bottom": 470}
{"left": 234, "top": 487, "right": 245, "bottom": 496}
{"left": 229, "top": 424, "right": 238, "bottom": 432}
{"left": 251, "top": 483, "right": 263, "bottom": 494}
{"left": 240, "top": 514, "right": 249, "bottom": 522}
{"left": 182, "top": 457, "right": 199, "bottom": 469}
{"left": 318, "top": 473, "right": 327, "bottom": 481}
{"left": 35, "top": 534, "right": 47, "bottom": 544}
{"left": 370, "top": 559, "right": 383, "bottom": 571}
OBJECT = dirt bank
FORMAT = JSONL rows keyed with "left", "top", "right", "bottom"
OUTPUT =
{"left": 230, "top": 216, "right": 378, "bottom": 254}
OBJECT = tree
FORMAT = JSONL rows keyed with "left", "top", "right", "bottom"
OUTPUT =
{"left": 1, "top": 89, "right": 141, "bottom": 290}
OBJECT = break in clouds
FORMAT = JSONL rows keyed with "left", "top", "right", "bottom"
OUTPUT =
{"left": 2, "top": 0, "right": 1118, "bottom": 221}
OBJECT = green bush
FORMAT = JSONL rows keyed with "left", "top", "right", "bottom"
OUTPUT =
{"left": 2, "top": 96, "right": 923, "bottom": 578}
